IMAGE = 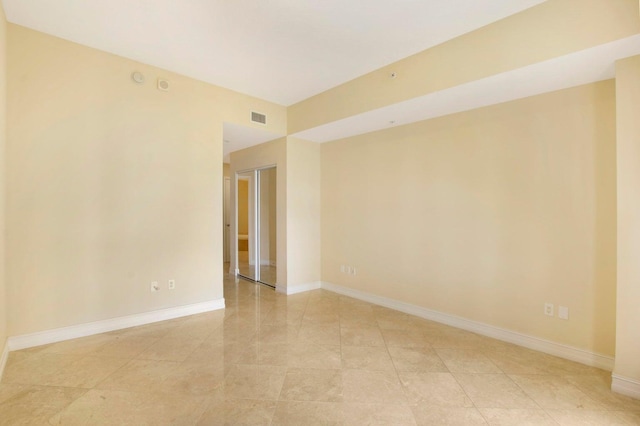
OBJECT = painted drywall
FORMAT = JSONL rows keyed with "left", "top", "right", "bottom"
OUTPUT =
{"left": 321, "top": 81, "right": 616, "bottom": 356}
{"left": 615, "top": 55, "right": 640, "bottom": 384}
{"left": 0, "top": 3, "right": 7, "bottom": 358}
{"left": 288, "top": 0, "right": 640, "bottom": 134}
{"left": 6, "top": 24, "right": 286, "bottom": 336}
{"left": 229, "top": 138, "right": 287, "bottom": 286}
{"left": 286, "top": 137, "right": 321, "bottom": 288}
{"left": 237, "top": 179, "right": 249, "bottom": 236}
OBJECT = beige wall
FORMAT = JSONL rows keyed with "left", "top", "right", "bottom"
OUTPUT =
{"left": 321, "top": 81, "right": 617, "bottom": 356}
{"left": 0, "top": 4, "right": 7, "bottom": 357}
{"left": 237, "top": 180, "right": 249, "bottom": 236}
{"left": 614, "top": 55, "right": 640, "bottom": 386}
{"left": 288, "top": 0, "right": 640, "bottom": 134}
{"left": 286, "top": 137, "right": 321, "bottom": 288}
{"left": 6, "top": 24, "right": 286, "bottom": 336}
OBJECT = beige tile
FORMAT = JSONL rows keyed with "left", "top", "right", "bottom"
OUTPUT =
{"left": 509, "top": 375, "right": 606, "bottom": 410}
{"left": 118, "top": 319, "right": 185, "bottom": 339}
{"left": 280, "top": 368, "right": 343, "bottom": 402}
{"left": 0, "top": 385, "right": 85, "bottom": 426}
{"left": 235, "top": 341, "right": 290, "bottom": 366}
{"left": 479, "top": 408, "right": 556, "bottom": 425}
{"left": 4, "top": 351, "right": 35, "bottom": 370}
{"left": 343, "top": 402, "right": 417, "bottom": 425}
{"left": 546, "top": 409, "right": 630, "bottom": 425}
{"left": 340, "top": 326, "right": 386, "bottom": 347}
{"left": 341, "top": 345, "right": 395, "bottom": 371}
{"left": 0, "top": 383, "right": 30, "bottom": 405}
{"left": 411, "top": 404, "right": 488, "bottom": 425}
{"left": 91, "top": 335, "right": 159, "bottom": 359}
{"left": 374, "top": 310, "right": 417, "bottom": 330}
{"left": 135, "top": 336, "right": 203, "bottom": 362}
{"left": 96, "top": 359, "right": 179, "bottom": 393}
{"left": 5, "top": 275, "right": 640, "bottom": 425}
{"left": 485, "top": 348, "right": 553, "bottom": 375}
{"left": 298, "top": 323, "right": 341, "bottom": 346}
{"left": 436, "top": 348, "right": 502, "bottom": 373}
{"left": 399, "top": 371, "right": 473, "bottom": 407}
{"left": 196, "top": 398, "right": 277, "bottom": 425}
{"left": 271, "top": 401, "right": 343, "bottom": 425}
{"left": 222, "top": 364, "right": 287, "bottom": 400}
{"left": 42, "top": 334, "right": 116, "bottom": 355}
{"left": 286, "top": 342, "right": 342, "bottom": 369}
{"left": 342, "top": 369, "right": 407, "bottom": 404}
{"left": 302, "top": 310, "right": 340, "bottom": 325}
{"left": 616, "top": 410, "right": 640, "bottom": 425}
{"left": 382, "top": 329, "right": 430, "bottom": 348}
{"left": 1, "top": 352, "right": 83, "bottom": 385}
{"left": 430, "top": 329, "right": 486, "bottom": 349}
{"left": 388, "top": 346, "right": 448, "bottom": 372}
{"left": 161, "top": 360, "right": 227, "bottom": 396}
{"left": 183, "top": 340, "right": 248, "bottom": 365}
{"left": 253, "top": 324, "right": 300, "bottom": 344}
{"left": 43, "top": 356, "right": 129, "bottom": 389}
{"left": 537, "top": 355, "right": 604, "bottom": 377}
{"left": 454, "top": 373, "right": 538, "bottom": 409}
{"left": 48, "top": 388, "right": 208, "bottom": 426}
{"left": 564, "top": 374, "right": 640, "bottom": 411}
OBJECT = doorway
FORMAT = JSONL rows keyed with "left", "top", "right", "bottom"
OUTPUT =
{"left": 236, "top": 166, "right": 277, "bottom": 287}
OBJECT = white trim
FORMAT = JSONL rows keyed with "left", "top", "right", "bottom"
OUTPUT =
{"left": 320, "top": 281, "right": 614, "bottom": 371}
{"left": 277, "top": 281, "right": 322, "bottom": 295}
{"left": 7, "top": 299, "right": 225, "bottom": 351}
{"left": 612, "top": 374, "right": 640, "bottom": 399}
{"left": 0, "top": 340, "right": 9, "bottom": 382}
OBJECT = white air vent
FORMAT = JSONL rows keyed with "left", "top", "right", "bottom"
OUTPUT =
{"left": 251, "top": 111, "right": 267, "bottom": 125}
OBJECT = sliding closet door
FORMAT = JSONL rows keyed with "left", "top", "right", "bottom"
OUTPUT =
{"left": 258, "top": 167, "right": 277, "bottom": 286}
{"left": 237, "top": 170, "right": 257, "bottom": 281}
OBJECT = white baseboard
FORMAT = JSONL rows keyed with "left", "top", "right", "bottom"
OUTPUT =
{"left": 8, "top": 298, "right": 225, "bottom": 351}
{"left": 277, "top": 281, "right": 322, "bottom": 295}
{"left": 320, "top": 281, "right": 614, "bottom": 371}
{"left": 612, "top": 374, "right": 640, "bottom": 399}
{"left": 0, "top": 339, "right": 9, "bottom": 382}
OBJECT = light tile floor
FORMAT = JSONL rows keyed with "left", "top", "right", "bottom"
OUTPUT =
{"left": 1, "top": 273, "right": 639, "bottom": 425}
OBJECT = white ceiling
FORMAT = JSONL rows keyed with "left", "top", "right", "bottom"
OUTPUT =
{"left": 2, "top": 0, "right": 546, "bottom": 106}
{"left": 6, "top": 0, "right": 634, "bottom": 158}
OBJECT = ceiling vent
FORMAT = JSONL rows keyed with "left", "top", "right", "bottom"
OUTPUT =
{"left": 251, "top": 111, "right": 267, "bottom": 125}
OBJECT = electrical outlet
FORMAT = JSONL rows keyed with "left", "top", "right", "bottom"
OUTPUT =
{"left": 168, "top": 279, "right": 175, "bottom": 290}
{"left": 558, "top": 306, "right": 569, "bottom": 320}
{"left": 151, "top": 281, "right": 159, "bottom": 292}
{"left": 544, "top": 302, "right": 554, "bottom": 316}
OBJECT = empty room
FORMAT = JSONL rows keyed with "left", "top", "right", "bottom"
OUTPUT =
{"left": 0, "top": 0, "right": 640, "bottom": 424}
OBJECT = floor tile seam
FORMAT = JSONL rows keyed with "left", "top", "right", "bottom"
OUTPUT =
{"left": 504, "top": 372, "right": 562, "bottom": 414}
{"left": 93, "top": 357, "right": 184, "bottom": 392}
{"left": 40, "top": 386, "right": 92, "bottom": 425}
{"left": 445, "top": 369, "right": 489, "bottom": 416}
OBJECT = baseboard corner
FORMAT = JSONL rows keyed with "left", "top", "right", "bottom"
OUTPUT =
{"left": 612, "top": 374, "right": 640, "bottom": 399}
{"left": 278, "top": 281, "right": 322, "bottom": 295}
